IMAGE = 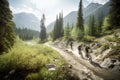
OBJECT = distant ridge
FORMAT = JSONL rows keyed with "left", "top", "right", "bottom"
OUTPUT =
{"left": 13, "top": 12, "right": 40, "bottom": 31}
{"left": 47, "top": 1, "right": 110, "bottom": 33}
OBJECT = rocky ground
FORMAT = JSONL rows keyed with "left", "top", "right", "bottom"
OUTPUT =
{"left": 47, "top": 29, "right": 120, "bottom": 80}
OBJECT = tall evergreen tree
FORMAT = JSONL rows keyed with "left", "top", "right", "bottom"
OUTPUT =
{"left": 59, "top": 12, "right": 64, "bottom": 37}
{"left": 0, "top": 0, "right": 15, "bottom": 53}
{"left": 76, "top": 0, "right": 84, "bottom": 39}
{"left": 77, "top": 0, "right": 84, "bottom": 30}
{"left": 108, "top": 0, "right": 120, "bottom": 28}
{"left": 102, "top": 16, "right": 111, "bottom": 32}
{"left": 88, "top": 15, "right": 95, "bottom": 36}
{"left": 64, "top": 23, "right": 70, "bottom": 40}
{"left": 96, "top": 12, "right": 103, "bottom": 36}
{"left": 71, "top": 23, "right": 74, "bottom": 30}
{"left": 39, "top": 14, "right": 47, "bottom": 42}
{"left": 52, "top": 12, "right": 64, "bottom": 41}
{"left": 53, "top": 15, "right": 59, "bottom": 40}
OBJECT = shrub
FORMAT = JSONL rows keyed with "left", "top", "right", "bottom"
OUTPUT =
{"left": 105, "top": 36, "right": 120, "bottom": 42}
{"left": 103, "top": 30, "right": 113, "bottom": 35}
{"left": 101, "top": 43, "right": 110, "bottom": 52}
{"left": 83, "top": 35, "right": 95, "bottom": 42}
{"left": 103, "top": 46, "right": 120, "bottom": 61}
{"left": 71, "top": 27, "right": 84, "bottom": 40}
{"left": 0, "top": 39, "right": 79, "bottom": 80}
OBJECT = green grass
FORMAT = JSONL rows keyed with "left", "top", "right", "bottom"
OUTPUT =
{"left": 101, "top": 43, "right": 110, "bottom": 51}
{"left": 103, "top": 30, "right": 113, "bottom": 35}
{"left": 102, "top": 45, "right": 120, "bottom": 61}
{"left": 0, "top": 39, "right": 79, "bottom": 80}
{"left": 105, "top": 36, "right": 120, "bottom": 42}
{"left": 83, "top": 35, "right": 96, "bottom": 42}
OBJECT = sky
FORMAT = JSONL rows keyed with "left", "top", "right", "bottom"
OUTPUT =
{"left": 8, "top": 0, "right": 109, "bottom": 26}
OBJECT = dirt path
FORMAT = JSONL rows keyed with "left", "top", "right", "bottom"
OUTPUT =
{"left": 45, "top": 43, "right": 120, "bottom": 80}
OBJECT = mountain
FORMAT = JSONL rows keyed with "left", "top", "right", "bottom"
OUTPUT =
{"left": 83, "top": 3, "right": 102, "bottom": 17}
{"left": 13, "top": 12, "right": 40, "bottom": 31}
{"left": 84, "top": 1, "right": 110, "bottom": 24}
{"left": 47, "top": 11, "right": 77, "bottom": 33}
{"left": 47, "top": 3, "right": 102, "bottom": 33}
{"left": 63, "top": 3, "right": 103, "bottom": 26}
{"left": 47, "top": 2, "right": 110, "bottom": 33}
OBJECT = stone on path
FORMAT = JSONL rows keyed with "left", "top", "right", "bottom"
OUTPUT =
{"left": 46, "top": 64, "right": 56, "bottom": 71}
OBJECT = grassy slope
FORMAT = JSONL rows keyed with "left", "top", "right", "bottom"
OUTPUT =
{"left": 85, "top": 29, "right": 120, "bottom": 62}
{"left": 0, "top": 38, "right": 76, "bottom": 80}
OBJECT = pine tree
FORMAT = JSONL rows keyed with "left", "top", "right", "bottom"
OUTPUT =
{"left": 96, "top": 12, "right": 103, "bottom": 36}
{"left": 88, "top": 15, "right": 95, "bottom": 36}
{"left": 64, "top": 23, "right": 70, "bottom": 40}
{"left": 71, "top": 23, "right": 74, "bottom": 30}
{"left": 59, "top": 12, "right": 64, "bottom": 37}
{"left": 102, "top": 16, "right": 111, "bottom": 32}
{"left": 108, "top": 0, "right": 120, "bottom": 28}
{"left": 84, "top": 25, "right": 89, "bottom": 36}
{"left": 0, "top": 0, "right": 15, "bottom": 53}
{"left": 76, "top": 0, "right": 84, "bottom": 39}
{"left": 53, "top": 15, "right": 58, "bottom": 40}
{"left": 40, "top": 14, "right": 47, "bottom": 42}
{"left": 77, "top": 0, "right": 84, "bottom": 30}
{"left": 52, "top": 12, "right": 64, "bottom": 41}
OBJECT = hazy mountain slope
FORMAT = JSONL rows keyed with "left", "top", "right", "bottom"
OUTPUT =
{"left": 47, "top": 11, "right": 77, "bottom": 33}
{"left": 83, "top": 3, "right": 102, "bottom": 17}
{"left": 47, "top": 3, "right": 102, "bottom": 33}
{"left": 84, "top": 1, "right": 110, "bottom": 24}
{"left": 47, "top": 2, "right": 110, "bottom": 33}
{"left": 13, "top": 12, "right": 40, "bottom": 31}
